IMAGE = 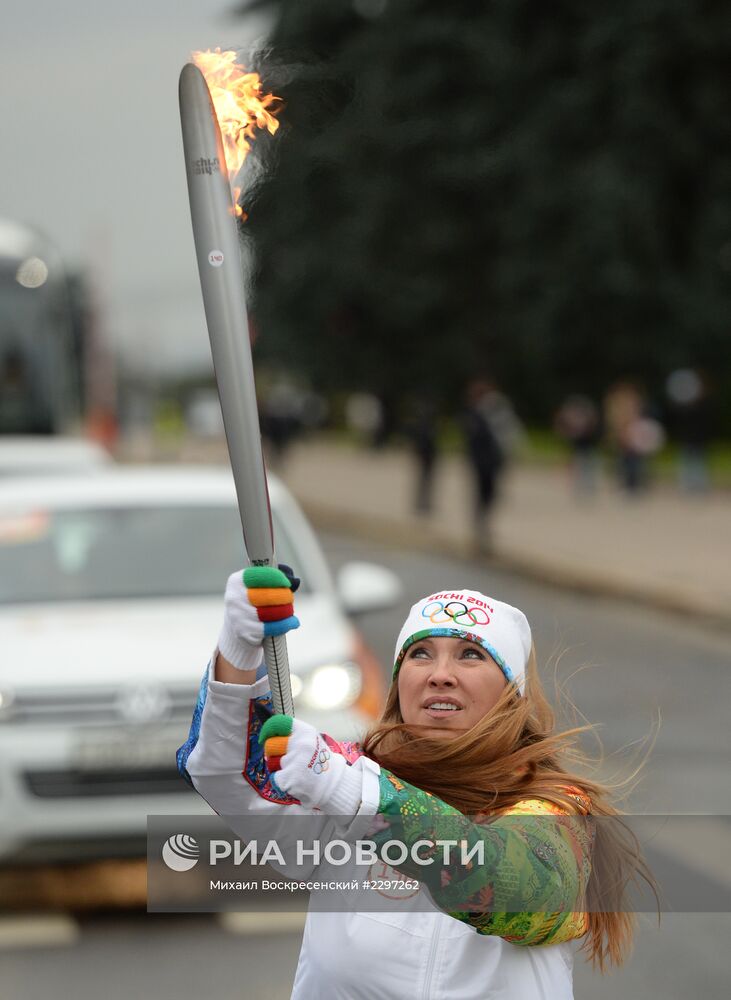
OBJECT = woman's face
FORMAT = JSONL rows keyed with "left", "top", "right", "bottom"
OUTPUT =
{"left": 397, "top": 636, "right": 507, "bottom": 735}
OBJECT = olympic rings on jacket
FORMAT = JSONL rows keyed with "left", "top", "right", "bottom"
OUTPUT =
{"left": 421, "top": 600, "right": 491, "bottom": 626}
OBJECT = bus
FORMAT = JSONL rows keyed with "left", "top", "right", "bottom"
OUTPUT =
{"left": 0, "top": 218, "right": 87, "bottom": 435}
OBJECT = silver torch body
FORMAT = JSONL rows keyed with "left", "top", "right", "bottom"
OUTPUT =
{"left": 178, "top": 62, "right": 294, "bottom": 716}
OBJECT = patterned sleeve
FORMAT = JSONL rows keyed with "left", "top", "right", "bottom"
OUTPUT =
{"left": 177, "top": 663, "right": 368, "bottom": 808}
{"left": 372, "top": 770, "right": 593, "bottom": 946}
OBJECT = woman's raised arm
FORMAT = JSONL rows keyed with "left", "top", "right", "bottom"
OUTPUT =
{"left": 371, "top": 767, "right": 593, "bottom": 946}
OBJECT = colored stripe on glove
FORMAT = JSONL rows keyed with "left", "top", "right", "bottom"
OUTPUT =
{"left": 242, "top": 567, "right": 300, "bottom": 637}
{"left": 259, "top": 714, "right": 294, "bottom": 773}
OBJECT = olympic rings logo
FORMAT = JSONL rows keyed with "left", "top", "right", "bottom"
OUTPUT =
{"left": 312, "top": 749, "right": 330, "bottom": 775}
{"left": 421, "top": 600, "right": 491, "bottom": 627}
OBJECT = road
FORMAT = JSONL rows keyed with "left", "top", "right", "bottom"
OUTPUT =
{"left": 2, "top": 531, "right": 729, "bottom": 999}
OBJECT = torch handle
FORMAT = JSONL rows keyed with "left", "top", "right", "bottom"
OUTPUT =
{"left": 264, "top": 634, "right": 295, "bottom": 717}
{"left": 179, "top": 63, "right": 295, "bottom": 716}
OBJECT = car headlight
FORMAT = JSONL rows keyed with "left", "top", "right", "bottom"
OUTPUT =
{"left": 302, "top": 663, "right": 362, "bottom": 711}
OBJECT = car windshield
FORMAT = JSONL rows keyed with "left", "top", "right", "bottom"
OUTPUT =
{"left": 0, "top": 504, "right": 307, "bottom": 603}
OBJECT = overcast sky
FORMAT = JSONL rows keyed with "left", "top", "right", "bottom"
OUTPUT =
{"left": 1, "top": 0, "right": 269, "bottom": 375}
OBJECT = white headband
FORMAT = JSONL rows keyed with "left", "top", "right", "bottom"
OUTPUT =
{"left": 393, "top": 589, "right": 532, "bottom": 694}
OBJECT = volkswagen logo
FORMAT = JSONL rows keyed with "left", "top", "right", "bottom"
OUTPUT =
{"left": 116, "top": 684, "right": 171, "bottom": 724}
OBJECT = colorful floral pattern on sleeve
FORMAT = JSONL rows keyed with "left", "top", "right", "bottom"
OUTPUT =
{"left": 177, "top": 663, "right": 368, "bottom": 805}
{"left": 373, "top": 770, "right": 593, "bottom": 946}
{"left": 243, "top": 693, "right": 300, "bottom": 805}
{"left": 243, "top": 696, "right": 366, "bottom": 804}
{"left": 176, "top": 667, "right": 209, "bottom": 787}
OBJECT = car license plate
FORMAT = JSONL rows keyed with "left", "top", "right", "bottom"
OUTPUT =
{"left": 70, "top": 726, "right": 183, "bottom": 771}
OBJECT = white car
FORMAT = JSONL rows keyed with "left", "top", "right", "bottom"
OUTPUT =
{"left": 0, "top": 436, "right": 112, "bottom": 477}
{"left": 0, "top": 466, "right": 400, "bottom": 862}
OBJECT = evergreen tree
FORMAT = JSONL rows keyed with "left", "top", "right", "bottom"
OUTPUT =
{"left": 239, "top": 0, "right": 731, "bottom": 427}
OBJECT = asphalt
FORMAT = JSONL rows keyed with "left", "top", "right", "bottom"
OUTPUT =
{"left": 275, "top": 439, "right": 731, "bottom": 627}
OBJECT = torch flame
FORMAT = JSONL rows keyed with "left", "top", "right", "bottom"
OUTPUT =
{"left": 192, "top": 48, "right": 281, "bottom": 218}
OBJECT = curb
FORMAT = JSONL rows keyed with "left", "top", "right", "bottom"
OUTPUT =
{"left": 297, "top": 499, "right": 731, "bottom": 632}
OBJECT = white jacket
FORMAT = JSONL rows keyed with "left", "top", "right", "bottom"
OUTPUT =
{"left": 180, "top": 667, "right": 578, "bottom": 1000}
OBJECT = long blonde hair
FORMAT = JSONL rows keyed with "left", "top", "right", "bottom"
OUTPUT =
{"left": 361, "top": 645, "right": 658, "bottom": 970}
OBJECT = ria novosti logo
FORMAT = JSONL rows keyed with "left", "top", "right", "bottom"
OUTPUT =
{"left": 162, "top": 834, "right": 200, "bottom": 872}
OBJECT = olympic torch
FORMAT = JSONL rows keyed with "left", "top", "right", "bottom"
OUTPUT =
{"left": 178, "top": 53, "right": 293, "bottom": 715}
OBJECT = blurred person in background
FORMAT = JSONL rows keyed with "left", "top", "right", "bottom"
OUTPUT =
{"left": 344, "top": 391, "right": 384, "bottom": 444}
{"left": 603, "top": 380, "right": 664, "bottom": 495}
{"left": 665, "top": 368, "right": 714, "bottom": 494}
{"left": 371, "top": 394, "right": 399, "bottom": 450}
{"left": 461, "top": 377, "right": 523, "bottom": 555}
{"left": 554, "top": 394, "right": 603, "bottom": 498}
{"left": 179, "top": 569, "right": 656, "bottom": 999}
{"left": 405, "top": 396, "right": 439, "bottom": 515}
{"left": 259, "top": 375, "right": 305, "bottom": 468}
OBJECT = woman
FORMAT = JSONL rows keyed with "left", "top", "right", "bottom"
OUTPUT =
{"left": 178, "top": 566, "right": 650, "bottom": 999}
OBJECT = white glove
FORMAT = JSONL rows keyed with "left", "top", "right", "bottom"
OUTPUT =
{"left": 217, "top": 565, "right": 299, "bottom": 672}
{"left": 260, "top": 715, "right": 363, "bottom": 815}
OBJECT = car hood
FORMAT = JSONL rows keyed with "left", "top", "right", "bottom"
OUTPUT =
{"left": 0, "top": 594, "right": 353, "bottom": 691}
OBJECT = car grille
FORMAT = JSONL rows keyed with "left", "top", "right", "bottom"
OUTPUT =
{"left": 7, "top": 687, "right": 197, "bottom": 726}
{"left": 23, "top": 767, "right": 194, "bottom": 798}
